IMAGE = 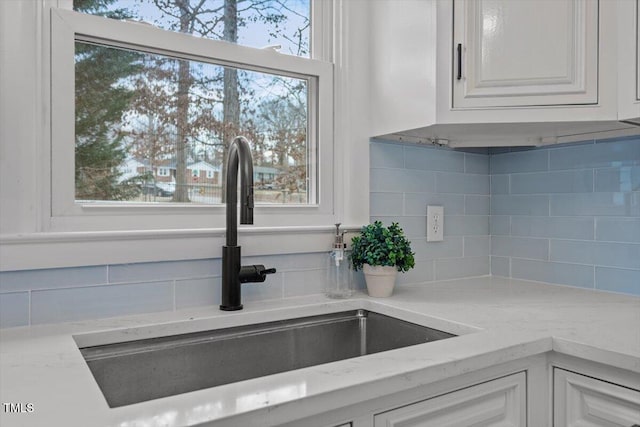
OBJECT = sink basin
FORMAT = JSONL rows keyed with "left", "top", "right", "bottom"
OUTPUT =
{"left": 79, "top": 309, "right": 456, "bottom": 407}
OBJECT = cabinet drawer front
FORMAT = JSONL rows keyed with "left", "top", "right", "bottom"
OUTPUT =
{"left": 453, "top": 0, "right": 599, "bottom": 108}
{"left": 553, "top": 368, "right": 640, "bottom": 426}
{"left": 374, "top": 371, "right": 526, "bottom": 427}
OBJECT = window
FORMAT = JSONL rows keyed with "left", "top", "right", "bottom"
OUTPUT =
{"left": 49, "top": 1, "right": 333, "bottom": 230}
{"left": 68, "top": 1, "right": 313, "bottom": 207}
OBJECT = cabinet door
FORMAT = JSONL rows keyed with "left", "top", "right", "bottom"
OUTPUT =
{"left": 453, "top": 0, "right": 599, "bottom": 108}
{"left": 554, "top": 368, "right": 640, "bottom": 426}
{"left": 373, "top": 372, "right": 526, "bottom": 427}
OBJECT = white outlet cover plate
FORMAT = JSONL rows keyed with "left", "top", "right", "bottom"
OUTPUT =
{"left": 427, "top": 205, "right": 444, "bottom": 242}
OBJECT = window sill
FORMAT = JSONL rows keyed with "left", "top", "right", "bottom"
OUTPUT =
{"left": 0, "top": 225, "right": 363, "bottom": 271}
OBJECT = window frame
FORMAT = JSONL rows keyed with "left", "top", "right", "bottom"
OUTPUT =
{"left": 48, "top": 5, "right": 335, "bottom": 232}
{"left": 1, "top": 0, "right": 377, "bottom": 272}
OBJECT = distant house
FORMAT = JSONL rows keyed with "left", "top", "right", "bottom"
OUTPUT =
{"left": 254, "top": 165, "right": 280, "bottom": 186}
{"left": 116, "top": 158, "right": 308, "bottom": 190}
{"left": 187, "top": 161, "right": 221, "bottom": 185}
{"left": 118, "top": 158, "right": 146, "bottom": 182}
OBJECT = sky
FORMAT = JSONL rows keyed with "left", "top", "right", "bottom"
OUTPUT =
{"left": 109, "top": 0, "right": 310, "bottom": 56}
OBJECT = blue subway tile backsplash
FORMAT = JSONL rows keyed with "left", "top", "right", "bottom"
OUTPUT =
{"left": 465, "top": 195, "right": 491, "bottom": 215}
{"left": 404, "top": 145, "right": 465, "bottom": 172}
{"left": 596, "top": 218, "right": 640, "bottom": 242}
{"left": 594, "top": 267, "right": 640, "bottom": 295}
{"left": 509, "top": 170, "right": 594, "bottom": 194}
{"left": 490, "top": 149, "right": 548, "bottom": 174}
{"left": 549, "top": 137, "right": 640, "bottom": 170}
{"left": 30, "top": 281, "right": 174, "bottom": 325}
{"left": 510, "top": 216, "right": 594, "bottom": 240}
{"left": 464, "top": 153, "right": 490, "bottom": 174}
{"left": 404, "top": 193, "right": 466, "bottom": 216}
{"left": 108, "top": 259, "right": 221, "bottom": 283}
{"left": 489, "top": 216, "right": 510, "bottom": 236}
{"left": 435, "top": 171, "right": 490, "bottom": 194}
{"left": 491, "top": 136, "right": 640, "bottom": 296}
{"left": 0, "top": 252, "right": 330, "bottom": 327}
{"left": 370, "top": 140, "right": 491, "bottom": 288}
{"left": 175, "top": 277, "right": 221, "bottom": 310}
{"left": 492, "top": 236, "right": 549, "bottom": 261}
{"left": 435, "top": 256, "right": 490, "bottom": 281}
{"left": 0, "top": 265, "right": 108, "bottom": 293}
{"left": 491, "top": 194, "right": 550, "bottom": 216}
{"left": 594, "top": 166, "right": 640, "bottom": 192}
{"left": 510, "top": 259, "right": 595, "bottom": 289}
{"left": 1, "top": 136, "right": 638, "bottom": 328}
{"left": 550, "top": 192, "right": 640, "bottom": 217}
{"left": 490, "top": 175, "right": 510, "bottom": 194}
{"left": 0, "top": 292, "right": 30, "bottom": 328}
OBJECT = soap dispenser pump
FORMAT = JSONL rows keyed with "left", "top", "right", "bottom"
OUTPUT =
{"left": 325, "top": 223, "right": 353, "bottom": 298}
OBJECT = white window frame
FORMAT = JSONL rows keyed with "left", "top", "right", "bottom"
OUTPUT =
{"left": 49, "top": 6, "right": 335, "bottom": 232}
{"left": 157, "top": 168, "right": 169, "bottom": 177}
{"left": 206, "top": 170, "right": 214, "bottom": 179}
{"left": 0, "top": 0, "right": 376, "bottom": 271}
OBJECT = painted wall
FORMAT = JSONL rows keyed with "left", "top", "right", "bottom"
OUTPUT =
{"left": 490, "top": 136, "right": 640, "bottom": 296}
{"left": 370, "top": 140, "right": 491, "bottom": 284}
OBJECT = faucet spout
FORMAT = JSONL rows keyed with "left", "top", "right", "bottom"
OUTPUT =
{"left": 220, "top": 136, "right": 275, "bottom": 311}
{"left": 225, "top": 136, "right": 254, "bottom": 246}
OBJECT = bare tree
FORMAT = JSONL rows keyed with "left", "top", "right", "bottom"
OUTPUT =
{"left": 174, "top": 0, "right": 193, "bottom": 202}
{"left": 221, "top": 0, "right": 240, "bottom": 202}
{"left": 123, "top": 0, "right": 309, "bottom": 202}
{"left": 256, "top": 85, "right": 307, "bottom": 197}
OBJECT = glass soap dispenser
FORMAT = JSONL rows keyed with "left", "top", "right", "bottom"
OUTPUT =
{"left": 325, "top": 223, "right": 353, "bottom": 298}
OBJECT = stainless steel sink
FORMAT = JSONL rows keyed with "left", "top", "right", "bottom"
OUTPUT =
{"left": 79, "top": 309, "right": 456, "bottom": 408}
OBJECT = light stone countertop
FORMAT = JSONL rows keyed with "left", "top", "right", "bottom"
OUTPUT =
{"left": 1, "top": 276, "right": 639, "bottom": 426}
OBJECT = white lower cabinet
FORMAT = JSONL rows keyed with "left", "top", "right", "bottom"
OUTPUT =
{"left": 553, "top": 368, "right": 640, "bottom": 426}
{"left": 373, "top": 372, "right": 526, "bottom": 427}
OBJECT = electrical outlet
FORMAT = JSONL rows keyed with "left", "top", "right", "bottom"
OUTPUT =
{"left": 427, "top": 205, "right": 444, "bottom": 242}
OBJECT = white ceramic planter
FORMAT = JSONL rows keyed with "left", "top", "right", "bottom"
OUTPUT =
{"left": 362, "top": 264, "right": 398, "bottom": 297}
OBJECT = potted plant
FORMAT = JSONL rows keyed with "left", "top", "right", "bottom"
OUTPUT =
{"left": 350, "top": 221, "right": 415, "bottom": 297}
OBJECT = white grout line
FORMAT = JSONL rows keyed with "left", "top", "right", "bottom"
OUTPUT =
{"left": 547, "top": 149, "right": 550, "bottom": 171}
{"left": 172, "top": 280, "right": 176, "bottom": 312}
{"left": 28, "top": 290, "right": 32, "bottom": 327}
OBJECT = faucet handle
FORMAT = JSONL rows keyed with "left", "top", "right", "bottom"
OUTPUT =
{"left": 239, "top": 265, "right": 277, "bottom": 283}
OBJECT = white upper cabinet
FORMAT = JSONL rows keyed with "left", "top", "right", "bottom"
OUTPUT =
{"left": 618, "top": 0, "right": 640, "bottom": 123}
{"left": 370, "top": 0, "right": 640, "bottom": 147}
{"left": 453, "top": 0, "right": 598, "bottom": 108}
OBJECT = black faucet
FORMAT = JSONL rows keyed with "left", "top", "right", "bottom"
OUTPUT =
{"left": 220, "top": 136, "right": 276, "bottom": 311}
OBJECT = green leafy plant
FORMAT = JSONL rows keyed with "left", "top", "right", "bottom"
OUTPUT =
{"left": 350, "top": 221, "right": 415, "bottom": 272}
